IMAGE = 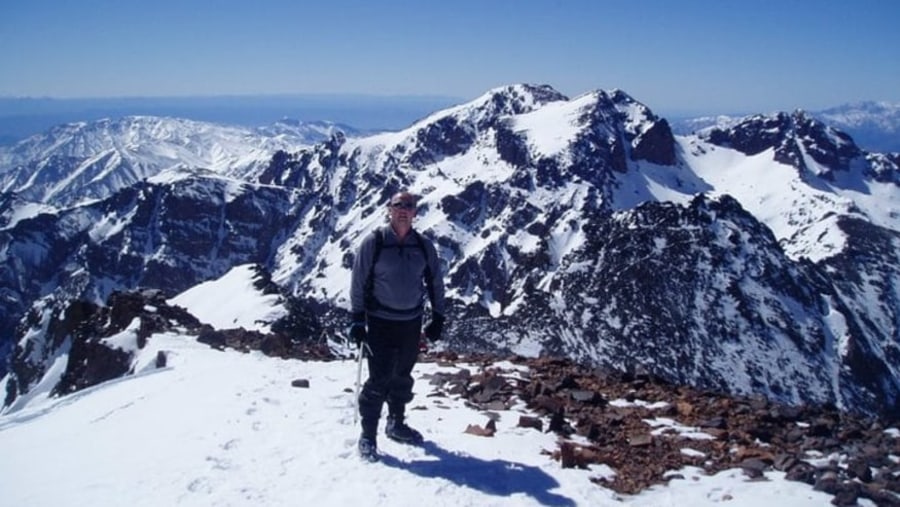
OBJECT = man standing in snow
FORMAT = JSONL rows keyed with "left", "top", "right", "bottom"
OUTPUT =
{"left": 349, "top": 191, "right": 446, "bottom": 462}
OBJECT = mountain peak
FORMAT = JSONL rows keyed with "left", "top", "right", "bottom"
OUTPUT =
{"left": 478, "top": 83, "right": 569, "bottom": 107}
{"left": 415, "top": 83, "right": 568, "bottom": 130}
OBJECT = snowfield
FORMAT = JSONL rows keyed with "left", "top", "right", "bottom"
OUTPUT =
{"left": 0, "top": 333, "right": 840, "bottom": 506}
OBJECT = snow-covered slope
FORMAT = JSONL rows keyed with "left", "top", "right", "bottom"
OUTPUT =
{"left": 168, "top": 264, "right": 289, "bottom": 333}
{"left": 0, "top": 330, "right": 848, "bottom": 507}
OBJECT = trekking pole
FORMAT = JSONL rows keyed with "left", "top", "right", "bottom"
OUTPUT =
{"left": 353, "top": 342, "right": 371, "bottom": 424}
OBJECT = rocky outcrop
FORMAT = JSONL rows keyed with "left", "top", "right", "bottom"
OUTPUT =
{"left": 703, "top": 111, "right": 864, "bottom": 176}
{"left": 5, "top": 272, "right": 330, "bottom": 409}
{"left": 5, "top": 290, "right": 204, "bottom": 405}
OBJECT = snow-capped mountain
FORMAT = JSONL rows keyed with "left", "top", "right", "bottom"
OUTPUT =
{"left": 2, "top": 84, "right": 899, "bottom": 421}
{"left": 0, "top": 115, "right": 357, "bottom": 210}
{"left": 671, "top": 101, "right": 900, "bottom": 154}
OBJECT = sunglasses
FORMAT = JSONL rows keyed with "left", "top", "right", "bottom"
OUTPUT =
{"left": 390, "top": 201, "right": 416, "bottom": 210}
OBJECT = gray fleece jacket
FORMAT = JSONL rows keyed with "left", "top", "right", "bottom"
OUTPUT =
{"left": 350, "top": 225, "right": 446, "bottom": 321}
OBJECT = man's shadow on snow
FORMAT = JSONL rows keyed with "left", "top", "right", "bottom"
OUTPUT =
{"left": 379, "top": 441, "right": 576, "bottom": 507}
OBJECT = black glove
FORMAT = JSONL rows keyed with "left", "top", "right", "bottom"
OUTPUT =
{"left": 349, "top": 312, "right": 367, "bottom": 346}
{"left": 424, "top": 313, "right": 445, "bottom": 341}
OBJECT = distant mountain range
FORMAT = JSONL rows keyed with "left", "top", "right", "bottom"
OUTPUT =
{"left": 0, "top": 94, "right": 463, "bottom": 146}
{"left": 1, "top": 85, "right": 898, "bottom": 421}
{"left": 0, "top": 116, "right": 358, "bottom": 210}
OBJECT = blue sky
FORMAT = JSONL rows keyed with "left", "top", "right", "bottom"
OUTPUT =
{"left": 1, "top": 0, "right": 899, "bottom": 115}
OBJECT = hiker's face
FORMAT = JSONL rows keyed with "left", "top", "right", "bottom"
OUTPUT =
{"left": 388, "top": 198, "right": 416, "bottom": 227}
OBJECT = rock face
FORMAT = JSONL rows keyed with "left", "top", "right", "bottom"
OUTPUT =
{"left": 2, "top": 83, "right": 899, "bottom": 422}
{"left": 4, "top": 290, "right": 201, "bottom": 407}
{"left": 703, "top": 110, "right": 863, "bottom": 176}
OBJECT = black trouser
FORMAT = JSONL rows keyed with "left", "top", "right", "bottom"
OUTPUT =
{"left": 358, "top": 315, "right": 421, "bottom": 439}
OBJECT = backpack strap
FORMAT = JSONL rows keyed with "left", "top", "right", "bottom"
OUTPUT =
{"left": 363, "top": 229, "right": 384, "bottom": 311}
{"left": 411, "top": 231, "right": 436, "bottom": 309}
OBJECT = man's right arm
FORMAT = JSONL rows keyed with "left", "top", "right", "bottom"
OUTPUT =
{"left": 350, "top": 232, "right": 374, "bottom": 317}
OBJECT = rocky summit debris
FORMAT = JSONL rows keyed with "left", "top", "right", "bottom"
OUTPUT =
{"left": 423, "top": 352, "right": 900, "bottom": 507}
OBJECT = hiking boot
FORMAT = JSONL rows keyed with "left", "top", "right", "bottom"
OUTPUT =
{"left": 385, "top": 415, "right": 423, "bottom": 444}
{"left": 358, "top": 435, "right": 379, "bottom": 462}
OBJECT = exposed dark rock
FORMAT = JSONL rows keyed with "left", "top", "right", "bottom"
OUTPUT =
{"left": 631, "top": 118, "right": 676, "bottom": 165}
{"left": 464, "top": 419, "right": 496, "bottom": 437}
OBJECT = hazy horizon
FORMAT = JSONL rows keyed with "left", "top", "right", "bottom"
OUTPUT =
{"left": 0, "top": 93, "right": 466, "bottom": 145}
{"left": 3, "top": 1, "right": 898, "bottom": 117}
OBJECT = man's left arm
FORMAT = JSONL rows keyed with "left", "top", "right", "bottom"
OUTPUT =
{"left": 423, "top": 238, "right": 446, "bottom": 340}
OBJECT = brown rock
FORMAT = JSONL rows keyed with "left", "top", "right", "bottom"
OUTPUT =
{"left": 464, "top": 419, "right": 496, "bottom": 437}
{"left": 559, "top": 441, "right": 577, "bottom": 468}
{"left": 629, "top": 434, "right": 653, "bottom": 447}
{"left": 773, "top": 453, "right": 800, "bottom": 472}
{"left": 518, "top": 415, "right": 543, "bottom": 432}
{"left": 846, "top": 457, "right": 873, "bottom": 483}
{"left": 676, "top": 400, "right": 694, "bottom": 417}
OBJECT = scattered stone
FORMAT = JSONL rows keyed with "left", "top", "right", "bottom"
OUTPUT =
{"left": 464, "top": 419, "right": 497, "bottom": 437}
{"left": 740, "top": 458, "right": 769, "bottom": 479}
{"left": 559, "top": 441, "right": 577, "bottom": 468}
{"left": 570, "top": 390, "right": 606, "bottom": 406}
{"left": 518, "top": 415, "right": 543, "bottom": 432}
{"left": 484, "top": 400, "right": 507, "bottom": 411}
{"left": 676, "top": 400, "right": 694, "bottom": 416}
{"left": 773, "top": 453, "right": 799, "bottom": 472}
{"left": 291, "top": 379, "right": 310, "bottom": 388}
{"left": 557, "top": 440, "right": 603, "bottom": 470}
{"left": 547, "top": 410, "right": 568, "bottom": 434}
{"left": 698, "top": 416, "right": 726, "bottom": 429}
{"left": 629, "top": 434, "right": 653, "bottom": 447}
{"left": 846, "top": 457, "right": 873, "bottom": 483}
{"left": 814, "top": 471, "right": 841, "bottom": 494}
{"left": 831, "top": 482, "right": 861, "bottom": 506}
{"left": 785, "top": 462, "right": 817, "bottom": 485}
